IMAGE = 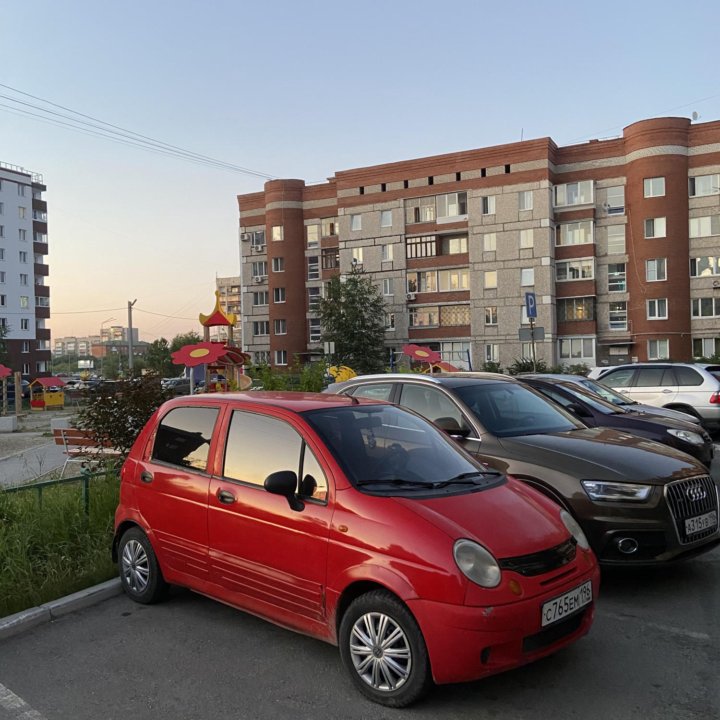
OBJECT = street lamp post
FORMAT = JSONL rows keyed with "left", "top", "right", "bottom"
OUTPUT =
{"left": 100, "top": 317, "right": 116, "bottom": 378}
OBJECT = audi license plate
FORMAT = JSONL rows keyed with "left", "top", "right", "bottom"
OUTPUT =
{"left": 541, "top": 580, "right": 592, "bottom": 627}
{"left": 685, "top": 510, "right": 718, "bottom": 536}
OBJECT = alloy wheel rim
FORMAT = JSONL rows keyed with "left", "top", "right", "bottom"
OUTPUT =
{"left": 121, "top": 539, "right": 150, "bottom": 592}
{"left": 349, "top": 611, "right": 412, "bottom": 692}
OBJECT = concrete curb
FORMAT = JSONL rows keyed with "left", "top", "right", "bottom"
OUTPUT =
{"left": 0, "top": 578, "right": 123, "bottom": 641}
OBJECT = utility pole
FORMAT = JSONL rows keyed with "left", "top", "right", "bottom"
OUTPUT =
{"left": 127, "top": 299, "right": 137, "bottom": 373}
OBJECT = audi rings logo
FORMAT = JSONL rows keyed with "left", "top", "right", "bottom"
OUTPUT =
{"left": 686, "top": 485, "right": 707, "bottom": 502}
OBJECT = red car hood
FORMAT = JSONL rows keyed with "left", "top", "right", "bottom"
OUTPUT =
{"left": 393, "top": 480, "right": 569, "bottom": 558}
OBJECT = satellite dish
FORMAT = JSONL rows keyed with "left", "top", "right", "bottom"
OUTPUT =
{"left": 692, "top": 111, "right": 700, "bottom": 121}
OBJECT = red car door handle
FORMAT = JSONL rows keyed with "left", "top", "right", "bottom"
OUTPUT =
{"left": 140, "top": 471, "right": 153, "bottom": 483}
{"left": 217, "top": 489, "right": 236, "bottom": 504}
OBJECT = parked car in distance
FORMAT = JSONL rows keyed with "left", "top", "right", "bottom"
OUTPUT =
{"left": 518, "top": 375, "right": 714, "bottom": 468}
{"left": 327, "top": 373, "right": 720, "bottom": 565}
{"left": 590, "top": 363, "right": 720, "bottom": 431}
{"left": 163, "top": 376, "right": 192, "bottom": 396}
{"left": 523, "top": 373, "right": 700, "bottom": 425}
{"left": 114, "top": 392, "right": 599, "bottom": 707}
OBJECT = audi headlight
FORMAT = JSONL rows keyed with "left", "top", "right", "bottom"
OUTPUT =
{"left": 581, "top": 480, "right": 652, "bottom": 502}
{"left": 560, "top": 510, "right": 590, "bottom": 551}
{"left": 667, "top": 428, "right": 704, "bottom": 446}
{"left": 453, "top": 539, "right": 501, "bottom": 588}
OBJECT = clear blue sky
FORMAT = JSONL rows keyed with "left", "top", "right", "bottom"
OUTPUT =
{"left": 3, "top": 0, "right": 718, "bottom": 342}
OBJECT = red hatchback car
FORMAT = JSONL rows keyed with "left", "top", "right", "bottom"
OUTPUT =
{"left": 114, "top": 392, "right": 599, "bottom": 707}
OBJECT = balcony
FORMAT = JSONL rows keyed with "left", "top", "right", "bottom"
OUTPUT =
{"left": 34, "top": 263, "right": 50, "bottom": 277}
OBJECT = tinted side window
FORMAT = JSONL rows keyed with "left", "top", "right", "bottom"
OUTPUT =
{"left": 537, "top": 386, "right": 574, "bottom": 409}
{"left": 399, "top": 384, "right": 467, "bottom": 427}
{"left": 674, "top": 367, "right": 703, "bottom": 386}
{"left": 636, "top": 368, "right": 674, "bottom": 387}
{"left": 602, "top": 369, "right": 635, "bottom": 388}
{"left": 350, "top": 383, "right": 394, "bottom": 401}
{"left": 152, "top": 406, "right": 219, "bottom": 470}
{"left": 223, "top": 411, "right": 302, "bottom": 487}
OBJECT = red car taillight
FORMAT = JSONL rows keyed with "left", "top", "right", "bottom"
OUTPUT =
{"left": 710, "top": 392, "right": 720, "bottom": 404}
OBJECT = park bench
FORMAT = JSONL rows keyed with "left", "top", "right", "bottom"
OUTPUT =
{"left": 52, "top": 427, "right": 122, "bottom": 477}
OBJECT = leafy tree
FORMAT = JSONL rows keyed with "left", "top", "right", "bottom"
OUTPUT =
{"left": 170, "top": 331, "right": 202, "bottom": 354}
{"left": 75, "top": 376, "right": 171, "bottom": 458}
{"left": 101, "top": 352, "right": 121, "bottom": 380}
{"left": 145, "top": 338, "right": 177, "bottom": 377}
{"left": 318, "top": 269, "right": 386, "bottom": 374}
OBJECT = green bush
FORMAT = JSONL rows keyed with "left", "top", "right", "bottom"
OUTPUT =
{"left": 0, "top": 472, "right": 119, "bottom": 618}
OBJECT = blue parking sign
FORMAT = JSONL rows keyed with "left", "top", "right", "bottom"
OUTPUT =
{"left": 525, "top": 292, "right": 537, "bottom": 319}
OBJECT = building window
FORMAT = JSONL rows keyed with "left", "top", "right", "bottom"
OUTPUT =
{"left": 519, "top": 229, "right": 534, "bottom": 248}
{"left": 518, "top": 190, "right": 533, "bottom": 211}
{"left": 485, "top": 306, "right": 498, "bottom": 325}
{"left": 607, "top": 263, "right": 626, "bottom": 292}
{"left": 690, "top": 257, "right": 720, "bottom": 277}
{"left": 308, "top": 286, "right": 322, "bottom": 310}
{"left": 321, "top": 218, "right": 338, "bottom": 237}
{"left": 0, "top": 294, "right": 5, "bottom": 306}
{"left": 481, "top": 196, "right": 496, "bottom": 215}
{"left": 380, "top": 210, "right": 392, "bottom": 228}
{"left": 436, "top": 192, "right": 468, "bottom": 219}
{"left": 251, "top": 261, "right": 267, "bottom": 278}
{"left": 274, "top": 350, "right": 287, "bottom": 366}
{"left": 0, "top": 226, "right": 3, "bottom": 238}
{"left": 274, "top": 319, "right": 287, "bottom": 335}
{"left": 557, "top": 220, "right": 593, "bottom": 246}
{"left": 554, "top": 180, "right": 593, "bottom": 207}
{"left": 307, "top": 257, "right": 320, "bottom": 280}
{"left": 520, "top": 268, "right": 534, "bottom": 286}
{"left": 321, "top": 248, "right": 339, "bottom": 270}
{"left": 440, "top": 305, "right": 470, "bottom": 326}
{"left": 689, "top": 215, "right": 720, "bottom": 238}
{"left": 557, "top": 297, "right": 595, "bottom": 321}
{"left": 309, "top": 318, "right": 322, "bottom": 341}
{"left": 384, "top": 313, "right": 395, "bottom": 331}
{"left": 606, "top": 186, "right": 625, "bottom": 214}
{"left": 438, "top": 268, "right": 469, "bottom": 291}
{"left": 409, "top": 306, "right": 439, "bottom": 328}
{"left": 250, "top": 229, "right": 266, "bottom": 249}
{"left": 20, "top": 274, "right": 28, "bottom": 285}
{"left": 559, "top": 337, "right": 595, "bottom": 362}
{"left": 483, "top": 232, "right": 496, "bottom": 251}
{"left": 0, "top": 203, "right": 2, "bottom": 215}
{"left": 18, "top": 229, "right": 26, "bottom": 242}
{"left": 271, "top": 225, "right": 284, "bottom": 242}
{"left": 484, "top": 344, "right": 499, "bottom": 363}
{"left": 17, "top": 185, "right": 25, "bottom": 197}
{"left": 274, "top": 287, "right": 286, "bottom": 303}
{"left": 606, "top": 225, "right": 626, "bottom": 254}
{"left": 648, "top": 339, "right": 669, "bottom": 360}
{"left": 693, "top": 337, "right": 720, "bottom": 357}
{"left": 382, "top": 243, "right": 394, "bottom": 262}
{"left": 439, "top": 235, "right": 466, "bottom": 255}
{"left": 382, "top": 278, "right": 394, "bottom": 296}
{"left": 350, "top": 214, "right": 362, "bottom": 232}
{"left": 272, "top": 257, "right": 284, "bottom": 272}
{"left": 643, "top": 177, "right": 665, "bottom": 198}
{"left": 691, "top": 298, "right": 720, "bottom": 318}
{"left": 484, "top": 271, "right": 497, "bottom": 289}
{"left": 407, "top": 271, "right": 437, "bottom": 294}
{"left": 254, "top": 351, "right": 270, "bottom": 365}
{"left": 406, "top": 235, "right": 436, "bottom": 259}
{"left": 306, "top": 224, "right": 320, "bottom": 248}
{"left": 351, "top": 248, "right": 364, "bottom": 266}
{"left": 608, "top": 301, "right": 627, "bottom": 330}
{"left": 556, "top": 258, "right": 594, "bottom": 282}
{"left": 689, "top": 174, "right": 720, "bottom": 197}
{"left": 646, "top": 258, "right": 667, "bottom": 282}
{"left": 21, "top": 341, "right": 30, "bottom": 353}
{"left": 404, "top": 197, "right": 435, "bottom": 224}
{"left": 18, "top": 206, "right": 26, "bottom": 219}
{"left": 19, "top": 296, "right": 29, "bottom": 308}
{"left": 252, "top": 291, "right": 268, "bottom": 306}
{"left": 644, "top": 217, "right": 666, "bottom": 239}
{"left": 20, "top": 318, "right": 29, "bottom": 330}
{"left": 0, "top": 272, "right": 4, "bottom": 283}
{"left": 253, "top": 321, "right": 269, "bottom": 336}
{"left": 647, "top": 299, "right": 668, "bottom": 320}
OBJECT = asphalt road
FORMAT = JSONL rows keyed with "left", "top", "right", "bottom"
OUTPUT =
{"left": 0, "top": 548, "right": 718, "bottom": 720}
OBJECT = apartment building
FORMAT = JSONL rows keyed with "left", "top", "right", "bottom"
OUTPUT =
{"left": 237, "top": 116, "right": 720, "bottom": 370}
{"left": 213, "top": 276, "right": 242, "bottom": 342}
{"left": 0, "top": 162, "right": 51, "bottom": 377}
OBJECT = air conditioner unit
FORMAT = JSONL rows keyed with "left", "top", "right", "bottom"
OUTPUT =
{"left": 240, "top": 232, "right": 252, "bottom": 242}
{"left": 406, "top": 292, "right": 416, "bottom": 301}
{"left": 253, "top": 275, "right": 264, "bottom": 283}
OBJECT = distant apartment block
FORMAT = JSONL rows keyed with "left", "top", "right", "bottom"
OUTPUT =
{"left": 237, "top": 116, "right": 720, "bottom": 370}
{"left": 213, "top": 276, "right": 242, "bottom": 342}
{"left": 0, "top": 162, "right": 51, "bottom": 377}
